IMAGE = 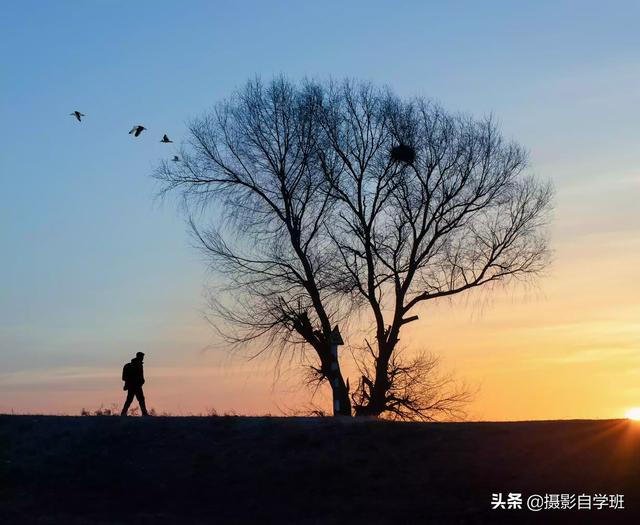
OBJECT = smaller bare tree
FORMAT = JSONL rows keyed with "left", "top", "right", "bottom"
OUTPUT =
{"left": 352, "top": 346, "right": 473, "bottom": 421}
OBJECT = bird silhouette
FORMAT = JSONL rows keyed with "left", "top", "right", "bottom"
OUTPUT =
{"left": 172, "top": 155, "right": 180, "bottom": 162}
{"left": 70, "top": 111, "right": 85, "bottom": 122}
{"left": 129, "top": 125, "right": 146, "bottom": 137}
{"left": 161, "top": 134, "right": 173, "bottom": 143}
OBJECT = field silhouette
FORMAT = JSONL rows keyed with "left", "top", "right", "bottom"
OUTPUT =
{"left": 1, "top": 416, "right": 639, "bottom": 524}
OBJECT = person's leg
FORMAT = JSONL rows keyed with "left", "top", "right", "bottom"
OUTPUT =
{"left": 135, "top": 388, "right": 149, "bottom": 416}
{"left": 121, "top": 390, "right": 135, "bottom": 416}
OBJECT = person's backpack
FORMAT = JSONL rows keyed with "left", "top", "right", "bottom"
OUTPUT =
{"left": 122, "top": 363, "right": 132, "bottom": 389}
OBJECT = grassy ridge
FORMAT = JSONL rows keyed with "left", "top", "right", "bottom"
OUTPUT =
{"left": 1, "top": 416, "right": 639, "bottom": 524}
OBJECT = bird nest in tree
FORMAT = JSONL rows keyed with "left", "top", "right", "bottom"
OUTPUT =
{"left": 390, "top": 144, "right": 416, "bottom": 164}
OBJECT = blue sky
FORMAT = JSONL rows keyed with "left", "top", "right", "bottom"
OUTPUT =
{"left": 1, "top": 1, "right": 639, "bottom": 416}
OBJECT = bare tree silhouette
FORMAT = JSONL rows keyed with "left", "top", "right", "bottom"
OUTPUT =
{"left": 352, "top": 348, "right": 474, "bottom": 421}
{"left": 315, "top": 81, "right": 552, "bottom": 417}
{"left": 155, "top": 78, "right": 352, "bottom": 415}
{"left": 155, "top": 77, "right": 552, "bottom": 419}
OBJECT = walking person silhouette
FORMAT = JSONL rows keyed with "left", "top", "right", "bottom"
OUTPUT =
{"left": 121, "top": 352, "right": 149, "bottom": 416}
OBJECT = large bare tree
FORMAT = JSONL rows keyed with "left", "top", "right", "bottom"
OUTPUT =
{"left": 155, "top": 77, "right": 552, "bottom": 420}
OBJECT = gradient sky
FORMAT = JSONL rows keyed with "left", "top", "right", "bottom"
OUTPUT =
{"left": 1, "top": 1, "right": 639, "bottom": 419}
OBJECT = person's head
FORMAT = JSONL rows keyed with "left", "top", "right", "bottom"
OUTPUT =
{"left": 134, "top": 351, "right": 145, "bottom": 362}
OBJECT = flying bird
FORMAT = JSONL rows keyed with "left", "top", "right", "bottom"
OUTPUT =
{"left": 129, "top": 125, "right": 146, "bottom": 137}
{"left": 70, "top": 111, "right": 85, "bottom": 122}
{"left": 161, "top": 134, "right": 173, "bottom": 143}
{"left": 171, "top": 155, "right": 180, "bottom": 162}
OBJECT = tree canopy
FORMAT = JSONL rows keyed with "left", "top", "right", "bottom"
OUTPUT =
{"left": 155, "top": 77, "right": 552, "bottom": 419}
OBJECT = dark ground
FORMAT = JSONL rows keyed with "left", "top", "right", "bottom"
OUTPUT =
{"left": 1, "top": 416, "right": 639, "bottom": 524}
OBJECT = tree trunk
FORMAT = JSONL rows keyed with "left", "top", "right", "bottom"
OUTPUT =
{"left": 329, "top": 342, "right": 352, "bottom": 416}
{"left": 330, "top": 373, "right": 352, "bottom": 416}
{"left": 354, "top": 341, "right": 393, "bottom": 417}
